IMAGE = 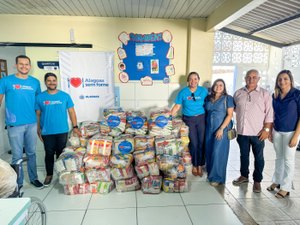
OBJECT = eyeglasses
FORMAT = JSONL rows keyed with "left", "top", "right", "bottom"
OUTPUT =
{"left": 191, "top": 93, "right": 196, "bottom": 101}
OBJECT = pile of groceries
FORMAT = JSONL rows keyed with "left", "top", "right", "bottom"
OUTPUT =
{"left": 55, "top": 107, "right": 192, "bottom": 195}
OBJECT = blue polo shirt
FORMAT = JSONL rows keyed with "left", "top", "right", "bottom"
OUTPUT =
{"left": 36, "top": 90, "right": 74, "bottom": 135}
{"left": 0, "top": 74, "right": 41, "bottom": 126}
{"left": 273, "top": 88, "right": 300, "bottom": 132}
{"left": 175, "top": 86, "right": 208, "bottom": 116}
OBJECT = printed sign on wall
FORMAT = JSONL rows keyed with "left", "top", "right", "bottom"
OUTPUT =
{"left": 118, "top": 30, "right": 175, "bottom": 85}
{"left": 59, "top": 51, "right": 115, "bottom": 122}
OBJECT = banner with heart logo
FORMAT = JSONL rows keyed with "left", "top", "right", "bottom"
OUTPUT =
{"left": 59, "top": 51, "right": 115, "bottom": 122}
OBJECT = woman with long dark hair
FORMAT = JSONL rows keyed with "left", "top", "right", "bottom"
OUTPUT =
{"left": 204, "top": 79, "right": 234, "bottom": 186}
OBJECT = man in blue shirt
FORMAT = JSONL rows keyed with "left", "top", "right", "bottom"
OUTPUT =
{"left": 0, "top": 55, "right": 43, "bottom": 188}
{"left": 36, "top": 72, "right": 81, "bottom": 186}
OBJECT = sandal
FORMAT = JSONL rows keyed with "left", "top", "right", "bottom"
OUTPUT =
{"left": 275, "top": 190, "right": 290, "bottom": 198}
{"left": 197, "top": 167, "right": 203, "bottom": 177}
{"left": 192, "top": 167, "right": 198, "bottom": 176}
{"left": 266, "top": 183, "right": 280, "bottom": 191}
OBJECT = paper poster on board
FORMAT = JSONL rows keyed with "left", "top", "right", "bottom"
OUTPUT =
{"left": 117, "top": 30, "right": 175, "bottom": 83}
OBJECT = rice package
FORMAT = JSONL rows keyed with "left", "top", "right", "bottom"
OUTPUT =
{"left": 89, "top": 181, "right": 115, "bottom": 194}
{"left": 83, "top": 155, "right": 110, "bottom": 169}
{"left": 85, "top": 168, "right": 111, "bottom": 183}
{"left": 59, "top": 171, "right": 85, "bottom": 185}
{"left": 87, "top": 134, "right": 112, "bottom": 156}
{"left": 134, "top": 136, "right": 155, "bottom": 151}
{"left": 80, "top": 121, "right": 100, "bottom": 138}
{"left": 111, "top": 165, "right": 134, "bottom": 181}
{"left": 63, "top": 183, "right": 90, "bottom": 195}
{"left": 162, "top": 178, "right": 189, "bottom": 193}
{"left": 113, "top": 134, "right": 134, "bottom": 155}
{"left": 149, "top": 108, "right": 172, "bottom": 136}
{"left": 125, "top": 110, "right": 148, "bottom": 135}
{"left": 141, "top": 175, "right": 162, "bottom": 194}
{"left": 110, "top": 154, "right": 133, "bottom": 168}
{"left": 133, "top": 149, "right": 155, "bottom": 166}
{"left": 155, "top": 135, "right": 180, "bottom": 156}
{"left": 103, "top": 107, "right": 126, "bottom": 137}
{"left": 115, "top": 176, "right": 140, "bottom": 192}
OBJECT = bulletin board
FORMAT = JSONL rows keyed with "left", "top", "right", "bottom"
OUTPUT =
{"left": 117, "top": 31, "right": 175, "bottom": 85}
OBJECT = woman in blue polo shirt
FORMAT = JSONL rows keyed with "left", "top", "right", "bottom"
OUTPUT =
{"left": 267, "top": 70, "right": 300, "bottom": 198}
{"left": 171, "top": 72, "right": 208, "bottom": 176}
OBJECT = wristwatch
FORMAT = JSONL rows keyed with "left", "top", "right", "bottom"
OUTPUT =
{"left": 264, "top": 127, "right": 270, "bottom": 132}
{"left": 73, "top": 125, "right": 79, "bottom": 129}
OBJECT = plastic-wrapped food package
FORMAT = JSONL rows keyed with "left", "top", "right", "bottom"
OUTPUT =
{"left": 135, "top": 164, "right": 150, "bottom": 179}
{"left": 181, "top": 152, "right": 192, "bottom": 164}
{"left": 86, "top": 134, "right": 112, "bottom": 156}
{"left": 85, "top": 168, "right": 111, "bottom": 183}
{"left": 134, "top": 135, "right": 155, "bottom": 151}
{"left": 55, "top": 151, "right": 82, "bottom": 173}
{"left": 0, "top": 159, "right": 17, "bottom": 198}
{"left": 171, "top": 117, "right": 183, "bottom": 137}
{"left": 148, "top": 162, "right": 160, "bottom": 176}
{"left": 156, "top": 154, "right": 179, "bottom": 172}
{"left": 148, "top": 108, "right": 172, "bottom": 136}
{"left": 103, "top": 107, "right": 126, "bottom": 137}
{"left": 110, "top": 154, "right": 133, "bottom": 168}
{"left": 69, "top": 136, "right": 80, "bottom": 147}
{"left": 180, "top": 136, "right": 190, "bottom": 152}
{"left": 89, "top": 181, "right": 115, "bottom": 194}
{"left": 63, "top": 183, "right": 90, "bottom": 195}
{"left": 111, "top": 165, "right": 134, "bottom": 181}
{"left": 99, "top": 121, "right": 111, "bottom": 136}
{"left": 59, "top": 171, "right": 85, "bottom": 185}
{"left": 113, "top": 134, "right": 134, "bottom": 155}
{"left": 164, "top": 164, "right": 186, "bottom": 179}
{"left": 162, "top": 178, "right": 189, "bottom": 193}
{"left": 133, "top": 149, "right": 155, "bottom": 166}
{"left": 185, "top": 164, "right": 192, "bottom": 176}
{"left": 115, "top": 176, "right": 140, "bottom": 192}
{"left": 155, "top": 135, "right": 180, "bottom": 156}
{"left": 80, "top": 121, "right": 100, "bottom": 138}
{"left": 83, "top": 155, "right": 110, "bottom": 169}
{"left": 125, "top": 110, "right": 148, "bottom": 135}
{"left": 141, "top": 175, "right": 162, "bottom": 194}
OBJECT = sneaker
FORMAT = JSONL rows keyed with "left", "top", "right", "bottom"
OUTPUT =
{"left": 210, "top": 182, "right": 219, "bottom": 187}
{"left": 253, "top": 182, "right": 261, "bottom": 193}
{"left": 232, "top": 176, "right": 249, "bottom": 186}
{"left": 43, "top": 176, "right": 53, "bottom": 187}
{"left": 30, "top": 180, "right": 44, "bottom": 189}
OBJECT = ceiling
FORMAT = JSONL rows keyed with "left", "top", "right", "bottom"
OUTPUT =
{"left": 0, "top": 0, "right": 300, "bottom": 48}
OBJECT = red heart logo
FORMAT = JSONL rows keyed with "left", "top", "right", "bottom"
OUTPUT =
{"left": 70, "top": 77, "right": 82, "bottom": 88}
{"left": 15, "top": 84, "right": 21, "bottom": 89}
{"left": 44, "top": 101, "right": 50, "bottom": 105}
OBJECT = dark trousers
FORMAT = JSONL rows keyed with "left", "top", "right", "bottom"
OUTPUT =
{"left": 237, "top": 135, "right": 265, "bottom": 182}
{"left": 42, "top": 133, "right": 68, "bottom": 176}
{"left": 183, "top": 114, "right": 205, "bottom": 167}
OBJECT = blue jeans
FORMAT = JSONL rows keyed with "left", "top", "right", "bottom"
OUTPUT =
{"left": 237, "top": 135, "right": 265, "bottom": 182}
{"left": 7, "top": 123, "right": 38, "bottom": 186}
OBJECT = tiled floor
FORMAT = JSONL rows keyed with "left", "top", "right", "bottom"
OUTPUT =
{"left": 1, "top": 140, "right": 300, "bottom": 225}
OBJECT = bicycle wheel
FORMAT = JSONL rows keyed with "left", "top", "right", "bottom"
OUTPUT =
{"left": 25, "top": 196, "right": 47, "bottom": 225}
